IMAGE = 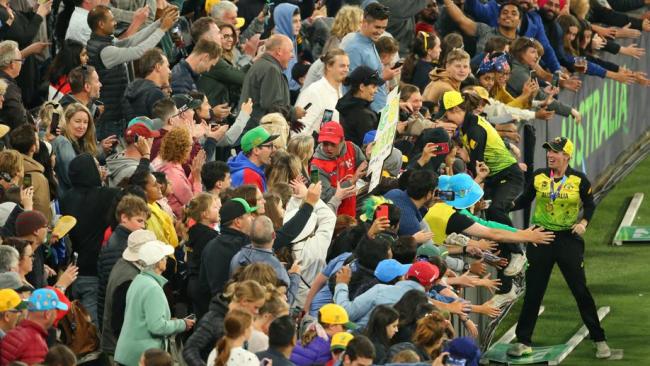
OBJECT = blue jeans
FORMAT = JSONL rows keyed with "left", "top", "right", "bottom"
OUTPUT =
{"left": 71, "top": 275, "right": 99, "bottom": 324}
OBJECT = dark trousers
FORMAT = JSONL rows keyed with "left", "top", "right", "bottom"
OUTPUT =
{"left": 515, "top": 230, "right": 606, "bottom": 345}
{"left": 485, "top": 164, "right": 525, "bottom": 293}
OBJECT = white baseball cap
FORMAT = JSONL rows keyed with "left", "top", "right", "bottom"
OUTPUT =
{"left": 137, "top": 240, "right": 174, "bottom": 266}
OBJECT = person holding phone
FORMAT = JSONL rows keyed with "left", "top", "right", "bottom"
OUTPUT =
{"left": 295, "top": 48, "right": 348, "bottom": 136}
{"left": 310, "top": 122, "right": 367, "bottom": 218}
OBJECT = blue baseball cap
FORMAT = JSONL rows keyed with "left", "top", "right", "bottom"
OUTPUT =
{"left": 374, "top": 259, "right": 411, "bottom": 283}
{"left": 363, "top": 130, "right": 377, "bottom": 146}
{"left": 27, "top": 288, "right": 69, "bottom": 312}
{"left": 438, "top": 173, "right": 484, "bottom": 209}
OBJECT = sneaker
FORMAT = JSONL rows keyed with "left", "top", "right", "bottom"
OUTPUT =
{"left": 595, "top": 341, "right": 611, "bottom": 359}
{"left": 490, "top": 285, "right": 518, "bottom": 308}
{"left": 507, "top": 342, "right": 533, "bottom": 357}
{"left": 504, "top": 253, "right": 527, "bottom": 276}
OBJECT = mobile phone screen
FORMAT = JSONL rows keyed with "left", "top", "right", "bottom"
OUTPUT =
{"left": 50, "top": 113, "right": 60, "bottom": 134}
{"left": 321, "top": 109, "right": 334, "bottom": 123}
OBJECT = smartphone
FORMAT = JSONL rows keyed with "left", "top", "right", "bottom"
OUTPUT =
{"left": 436, "top": 190, "right": 455, "bottom": 201}
{"left": 552, "top": 71, "right": 561, "bottom": 88}
{"left": 321, "top": 109, "right": 334, "bottom": 123}
{"left": 392, "top": 60, "right": 404, "bottom": 70}
{"left": 446, "top": 356, "right": 467, "bottom": 366}
{"left": 432, "top": 142, "right": 450, "bottom": 155}
{"left": 340, "top": 179, "right": 353, "bottom": 189}
{"left": 72, "top": 252, "right": 79, "bottom": 266}
{"left": 184, "top": 314, "right": 196, "bottom": 321}
{"left": 310, "top": 167, "right": 320, "bottom": 184}
{"left": 376, "top": 205, "right": 389, "bottom": 219}
{"left": 260, "top": 359, "right": 272, "bottom": 366}
{"left": 529, "top": 70, "right": 537, "bottom": 80}
{"left": 262, "top": 2, "right": 271, "bottom": 16}
{"left": 304, "top": 102, "right": 312, "bottom": 110}
{"left": 23, "top": 174, "right": 32, "bottom": 188}
{"left": 50, "top": 112, "right": 60, "bottom": 134}
{"left": 133, "top": 135, "right": 139, "bottom": 143}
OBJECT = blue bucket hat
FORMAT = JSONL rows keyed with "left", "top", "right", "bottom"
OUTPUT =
{"left": 374, "top": 259, "right": 411, "bottom": 283}
{"left": 438, "top": 173, "right": 484, "bottom": 209}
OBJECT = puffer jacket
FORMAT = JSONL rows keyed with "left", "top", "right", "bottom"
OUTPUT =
{"left": 97, "top": 224, "right": 132, "bottom": 330}
{"left": 422, "top": 68, "right": 461, "bottom": 103}
{"left": 171, "top": 59, "right": 199, "bottom": 95}
{"left": 289, "top": 333, "right": 331, "bottom": 366}
{"left": 182, "top": 294, "right": 228, "bottom": 366}
{"left": 60, "top": 153, "right": 121, "bottom": 276}
{"left": 0, "top": 320, "right": 48, "bottom": 366}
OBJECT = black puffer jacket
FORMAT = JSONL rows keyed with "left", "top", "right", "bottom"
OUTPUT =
{"left": 122, "top": 78, "right": 166, "bottom": 120}
{"left": 97, "top": 224, "right": 132, "bottom": 329}
{"left": 60, "top": 153, "right": 121, "bottom": 276}
{"left": 182, "top": 294, "right": 228, "bottom": 366}
{"left": 336, "top": 91, "right": 378, "bottom": 147}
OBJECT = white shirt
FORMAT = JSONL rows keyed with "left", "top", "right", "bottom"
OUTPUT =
{"left": 66, "top": 7, "right": 91, "bottom": 45}
{"left": 295, "top": 76, "right": 342, "bottom": 136}
{"left": 207, "top": 347, "right": 260, "bottom": 366}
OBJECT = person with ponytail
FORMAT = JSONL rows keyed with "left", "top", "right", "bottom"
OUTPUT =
{"left": 182, "top": 280, "right": 267, "bottom": 366}
{"left": 185, "top": 193, "right": 221, "bottom": 315}
{"left": 208, "top": 309, "right": 259, "bottom": 366}
{"left": 402, "top": 32, "right": 441, "bottom": 92}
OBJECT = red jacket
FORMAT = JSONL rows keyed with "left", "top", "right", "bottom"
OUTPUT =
{"left": 0, "top": 319, "right": 49, "bottom": 366}
{"left": 311, "top": 141, "right": 358, "bottom": 217}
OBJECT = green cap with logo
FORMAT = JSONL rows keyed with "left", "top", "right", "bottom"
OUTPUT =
{"left": 241, "top": 126, "right": 279, "bottom": 153}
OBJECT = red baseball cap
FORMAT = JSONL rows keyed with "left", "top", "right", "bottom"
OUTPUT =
{"left": 125, "top": 122, "right": 160, "bottom": 143}
{"left": 406, "top": 261, "right": 439, "bottom": 286}
{"left": 318, "top": 122, "right": 344, "bottom": 144}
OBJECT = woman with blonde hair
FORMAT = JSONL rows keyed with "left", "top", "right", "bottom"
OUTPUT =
{"left": 153, "top": 127, "right": 205, "bottom": 217}
{"left": 287, "top": 129, "right": 315, "bottom": 178}
{"left": 183, "top": 280, "right": 267, "bottom": 366}
{"left": 260, "top": 112, "right": 290, "bottom": 150}
{"left": 247, "top": 286, "right": 290, "bottom": 352}
{"left": 266, "top": 151, "right": 302, "bottom": 192}
{"left": 52, "top": 102, "right": 116, "bottom": 194}
{"left": 210, "top": 309, "right": 258, "bottom": 366}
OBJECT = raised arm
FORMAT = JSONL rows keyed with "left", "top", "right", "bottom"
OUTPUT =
{"left": 443, "top": 0, "right": 478, "bottom": 36}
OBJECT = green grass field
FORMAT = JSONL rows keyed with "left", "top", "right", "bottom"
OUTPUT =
{"left": 494, "top": 155, "right": 650, "bottom": 365}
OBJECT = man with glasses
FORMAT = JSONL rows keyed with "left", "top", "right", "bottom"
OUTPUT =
{"left": 0, "top": 289, "right": 29, "bottom": 339}
{"left": 228, "top": 126, "right": 278, "bottom": 192}
{"left": 14, "top": 211, "right": 50, "bottom": 290}
{"left": 0, "top": 40, "right": 30, "bottom": 128}
{"left": 59, "top": 65, "right": 102, "bottom": 120}
{"left": 149, "top": 95, "right": 202, "bottom": 163}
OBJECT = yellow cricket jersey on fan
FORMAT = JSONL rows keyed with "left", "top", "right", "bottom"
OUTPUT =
{"left": 460, "top": 114, "right": 517, "bottom": 176}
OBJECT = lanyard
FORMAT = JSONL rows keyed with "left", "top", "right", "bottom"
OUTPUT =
{"left": 549, "top": 170, "right": 567, "bottom": 202}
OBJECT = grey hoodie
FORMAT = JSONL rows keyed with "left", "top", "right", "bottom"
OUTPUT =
{"left": 106, "top": 152, "right": 149, "bottom": 187}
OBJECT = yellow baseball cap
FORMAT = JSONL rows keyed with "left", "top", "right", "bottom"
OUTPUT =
{"left": 0, "top": 289, "right": 29, "bottom": 312}
{"left": 235, "top": 17, "right": 246, "bottom": 29}
{"left": 543, "top": 137, "right": 574, "bottom": 157}
{"left": 319, "top": 304, "right": 357, "bottom": 329}
{"left": 0, "top": 124, "right": 9, "bottom": 139}
{"left": 470, "top": 86, "right": 491, "bottom": 104}
{"left": 442, "top": 91, "right": 465, "bottom": 110}
{"left": 330, "top": 332, "right": 355, "bottom": 351}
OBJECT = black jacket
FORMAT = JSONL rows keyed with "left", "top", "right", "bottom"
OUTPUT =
{"left": 122, "top": 78, "right": 166, "bottom": 120}
{"left": 198, "top": 227, "right": 250, "bottom": 297}
{"left": 60, "top": 153, "right": 121, "bottom": 276}
{"left": 186, "top": 223, "right": 219, "bottom": 279}
{"left": 336, "top": 92, "right": 378, "bottom": 147}
{"left": 0, "top": 70, "right": 30, "bottom": 128}
{"left": 97, "top": 224, "right": 132, "bottom": 329}
{"left": 182, "top": 294, "right": 228, "bottom": 366}
{"left": 171, "top": 59, "right": 199, "bottom": 95}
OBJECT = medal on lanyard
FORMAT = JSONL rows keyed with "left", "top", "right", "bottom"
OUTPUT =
{"left": 547, "top": 170, "right": 567, "bottom": 212}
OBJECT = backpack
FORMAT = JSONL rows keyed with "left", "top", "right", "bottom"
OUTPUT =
{"left": 58, "top": 300, "right": 100, "bottom": 356}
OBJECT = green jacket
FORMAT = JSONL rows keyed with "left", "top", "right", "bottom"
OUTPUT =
{"left": 114, "top": 270, "right": 185, "bottom": 366}
{"left": 197, "top": 58, "right": 246, "bottom": 107}
{"left": 459, "top": 209, "right": 517, "bottom": 232}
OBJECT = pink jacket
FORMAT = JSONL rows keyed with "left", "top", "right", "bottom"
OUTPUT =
{"left": 155, "top": 161, "right": 202, "bottom": 217}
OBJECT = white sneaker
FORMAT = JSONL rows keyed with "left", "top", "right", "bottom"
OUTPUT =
{"left": 504, "top": 253, "right": 527, "bottom": 276}
{"left": 490, "top": 285, "right": 518, "bottom": 308}
{"left": 595, "top": 341, "right": 611, "bottom": 359}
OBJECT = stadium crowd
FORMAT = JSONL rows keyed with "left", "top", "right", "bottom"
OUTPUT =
{"left": 0, "top": 0, "right": 646, "bottom": 364}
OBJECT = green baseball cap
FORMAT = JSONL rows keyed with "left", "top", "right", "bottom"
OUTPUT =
{"left": 416, "top": 243, "right": 448, "bottom": 259}
{"left": 220, "top": 198, "right": 258, "bottom": 223}
{"left": 241, "top": 126, "right": 279, "bottom": 153}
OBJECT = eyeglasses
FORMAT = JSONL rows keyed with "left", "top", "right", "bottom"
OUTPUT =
{"left": 222, "top": 34, "right": 234, "bottom": 39}
{"left": 12, "top": 59, "right": 24, "bottom": 64}
{"left": 259, "top": 143, "right": 275, "bottom": 149}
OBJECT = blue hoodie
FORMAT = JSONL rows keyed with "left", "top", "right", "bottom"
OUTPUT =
{"left": 273, "top": 3, "right": 301, "bottom": 90}
{"left": 227, "top": 151, "right": 267, "bottom": 192}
